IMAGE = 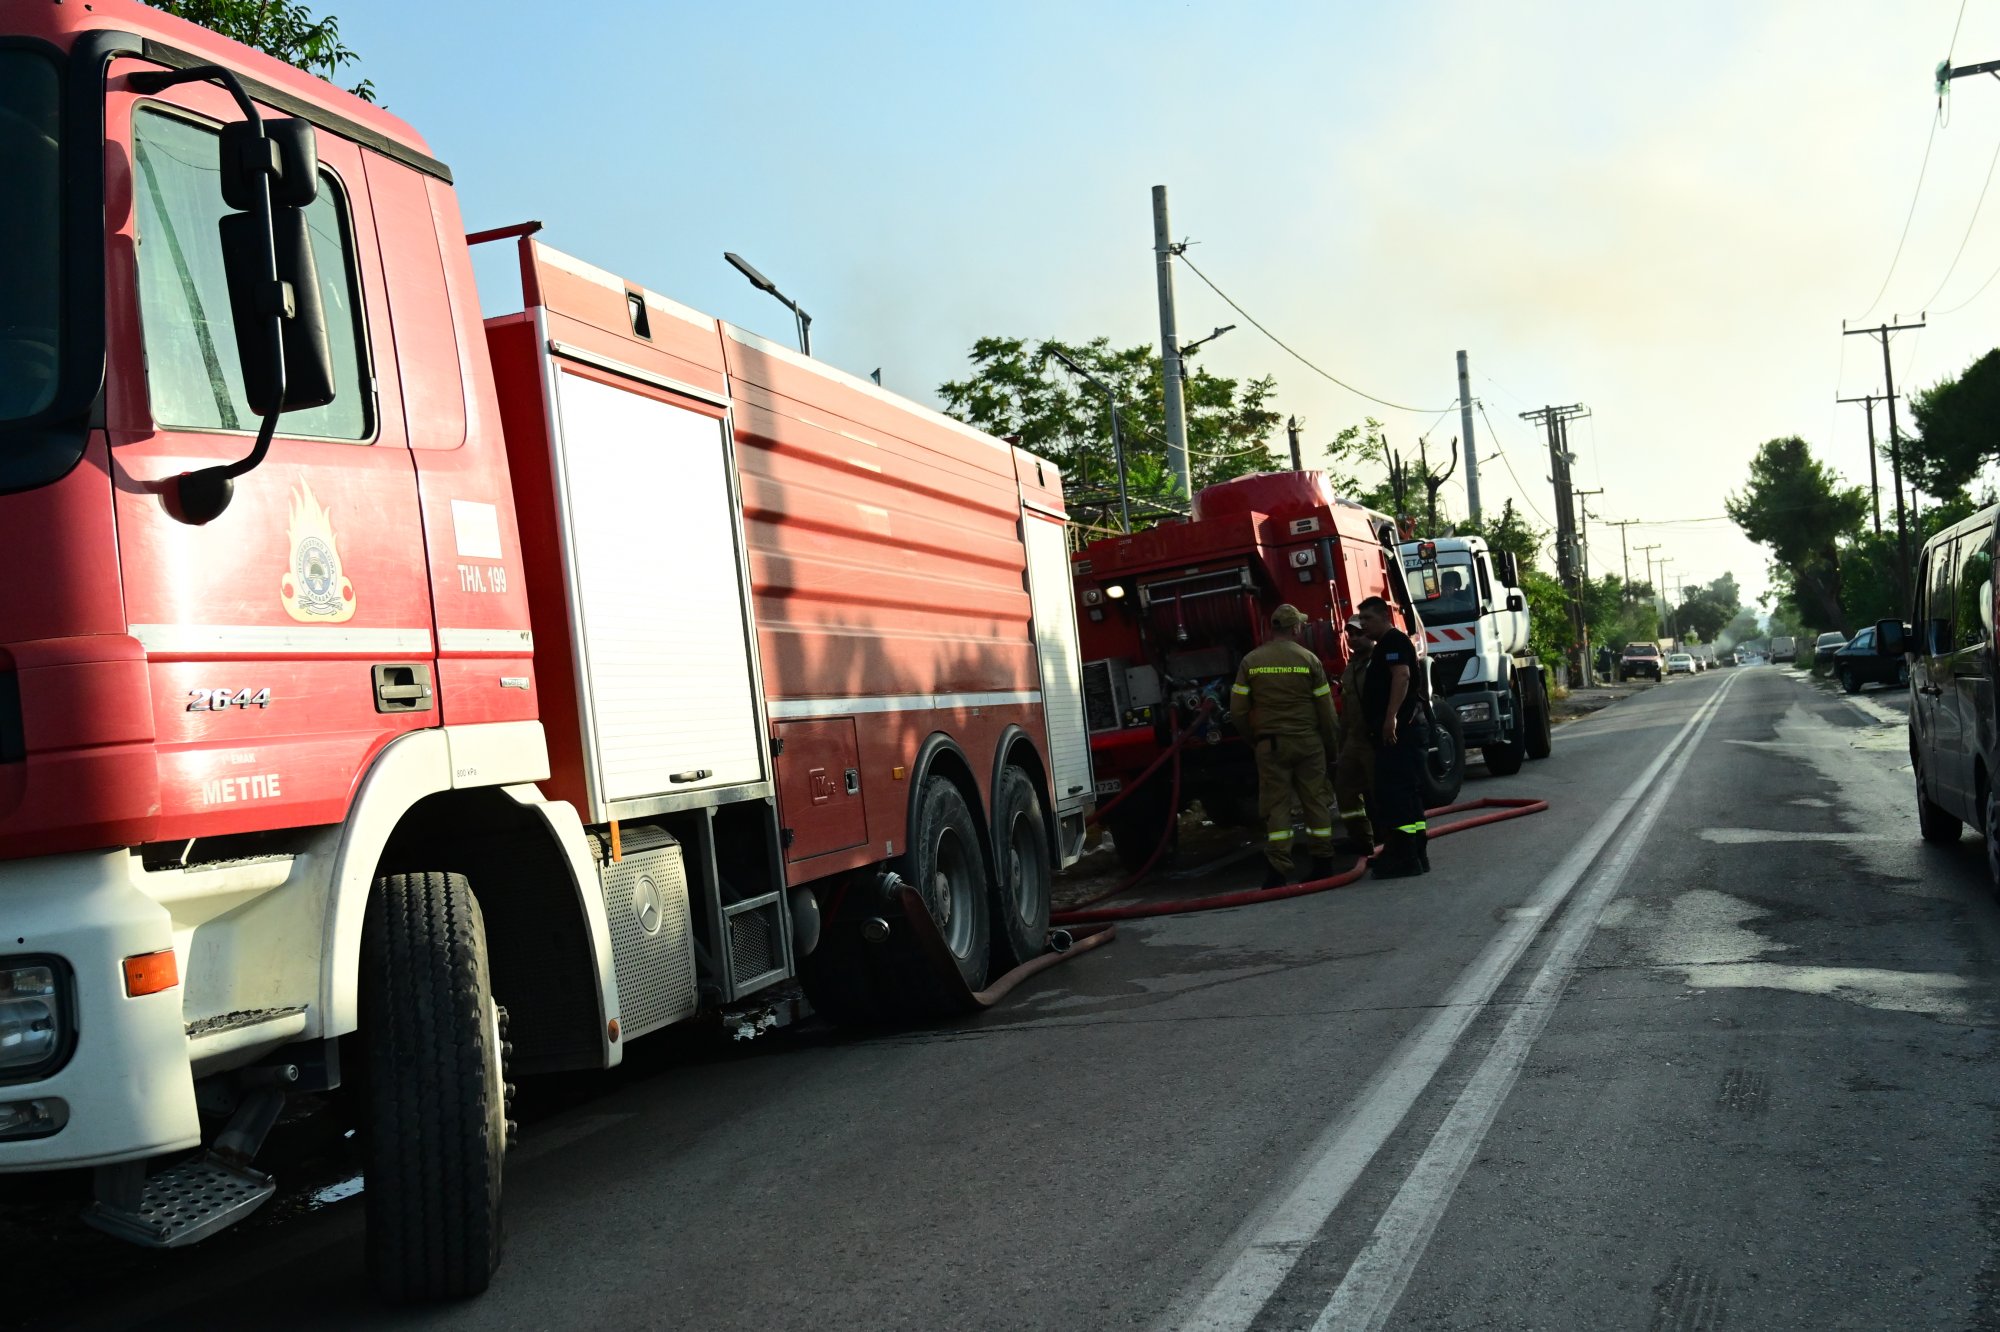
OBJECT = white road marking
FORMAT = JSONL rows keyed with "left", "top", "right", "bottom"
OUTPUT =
{"left": 1309, "top": 672, "right": 1738, "bottom": 1331}
{"left": 1697, "top": 828, "right": 1892, "bottom": 844}
{"left": 1165, "top": 676, "right": 1738, "bottom": 1332}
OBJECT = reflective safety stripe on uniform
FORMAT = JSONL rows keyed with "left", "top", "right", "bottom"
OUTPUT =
{"left": 1232, "top": 683, "right": 1251, "bottom": 695}
{"left": 1248, "top": 665, "right": 1314, "bottom": 673}
{"left": 1312, "top": 683, "right": 1332, "bottom": 697}
{"left": 1397, "top": 821, "right": 1428, "bottom": 834}
{"left": 1268, "top": 829, "right": 1293, "bottom": 841}
{"left": 1305, "top": 826, "right": 1335, "bottom": 839}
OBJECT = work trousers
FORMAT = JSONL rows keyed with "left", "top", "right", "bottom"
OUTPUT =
{"left": 1372, "top": 726, "right": 1429, "bottom": 870}
{"left": 1332, "top": 737, "right": 1375, "bottom": 846}
{"left": 1254, "top": 732, "right": 1336, "bottom": 875}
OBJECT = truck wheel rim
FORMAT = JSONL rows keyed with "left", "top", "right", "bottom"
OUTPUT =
{"left": 1006, "top": 810, "right": 1044, "bottom": 928}
{"left": 930, "top": 825, "right": 976, "bottom": 958}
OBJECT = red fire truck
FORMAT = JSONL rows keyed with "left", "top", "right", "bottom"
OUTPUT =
{"left": 0, "top": 2, "right": 1091, "bottom": 1300}
{"left": 1073, "top": 471, "right": 1464, "bottom": 865}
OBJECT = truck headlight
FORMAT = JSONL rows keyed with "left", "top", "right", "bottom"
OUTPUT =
{"left": 1457, "top": 702, "right": 1492, "bottom": 722}
{"left": 0, "top": 961, "right": 68, "bottom": 1081}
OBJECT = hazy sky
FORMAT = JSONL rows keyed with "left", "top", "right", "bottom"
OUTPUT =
{"left": 324, "top": 0, "right": 2000, "bottom": 605}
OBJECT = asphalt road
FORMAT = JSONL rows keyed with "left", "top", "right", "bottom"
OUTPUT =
{"left": 10, "top": 662, "right": 1999, "bottom": 1331}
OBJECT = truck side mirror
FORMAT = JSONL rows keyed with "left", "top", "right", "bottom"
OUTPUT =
{"left": 1495, "top": 551, "right": 1520, "bottom": 588}
{"left": 1874, "top": 618, "right": 1910, "bottom": 657}
{"left": 1506, "top": 592, "right": 1525, "bottom": 612}
{"left": 219, "top": 206, "right": 334, "bottom": 416}
{"left": 220, "top": 117, "right": 319, "bottom": 211}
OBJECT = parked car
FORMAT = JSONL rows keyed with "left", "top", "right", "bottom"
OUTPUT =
{"left": 1667, "top": 652, "right": 1696, "bottom": 675}
{"left": 1813, "top": 631, "right": 1848, "bottom": 673}
{"left": 1619, "top": 642, "right": 1663, "bottom": 681}
{"left": 1878, "top": 502, "right": 1997, "bottom": 868}
{"left": 1833, "top": 627, "right": 1907, "bottom": 693}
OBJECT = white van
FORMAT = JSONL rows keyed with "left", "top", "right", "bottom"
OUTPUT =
{"left": 1771, "top": 635, "right": 1798, "bottom": 663}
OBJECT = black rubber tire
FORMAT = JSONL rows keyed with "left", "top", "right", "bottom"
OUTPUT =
{"left": 1103, "top": 776, "right": 1176, "bottom": 874}
{"left": 990, "top": 767, "right": 1052, "bottom": 970}
{"left": 1916, "top": 754, "right": 1962, "bottom": 845}
{"left": 1420, "top": 703, "right": 1466, "bottom": 808}
{"left": 1839, "top": 666, "right": 1861, "bottom": 694}
{"left": 1483, "top": 740, "right": 1525, "bottom": 776}
{"left": 361, "top": 872, "right": 506, "bottom": 1303}
{"left": 1523, "top": 673, "right": 1554, "bottom": 761}
{"left": 1984, "top": 781, "right": 2000, "bottom": 898}
{"left": 898, "top": 777, "right": 992, "bottom": 990}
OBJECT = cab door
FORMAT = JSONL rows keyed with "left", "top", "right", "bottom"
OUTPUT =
{"left": 1912, "top": 539, "right": 1959, "bottom": 812}
{"left": 1946, "top": 525, "right": 1995, "bottom": 808}
{"left": 105, "top": 64, "right": 435, "bottom": 839}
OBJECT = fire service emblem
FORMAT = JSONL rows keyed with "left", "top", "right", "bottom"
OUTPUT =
{"left": 280, "top": 481, "right": 356, "bottom": 622}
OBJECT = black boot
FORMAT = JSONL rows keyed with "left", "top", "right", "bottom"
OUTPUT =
{"left": 1371, "top": 831, "right": 1422, "bottom": 880}
{"left": 1331, "top": 836, "right": 1372, "bottom": 857}
{"left": 1306, "top": 855, "right": 1339, "bottom": 883}
{"left": 1415, "top": 833, "right": 1430, "bottom": 873}
{"left": 1260, "top": 863, "right": 1291, "bottom": 890}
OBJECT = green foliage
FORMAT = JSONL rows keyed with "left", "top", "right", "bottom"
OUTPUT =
{"left": 1460, "top": 499, "right": 1545, "bottom": 575}
{"left": 1520, "top": 567, "right": 1571, "bottom": 676}
{"left": 1726, "top": 437, "right": 1868, "bottom": 633}
{"left": 1670, "top": 573, "right": 1741, "bottom": 645}
{"left": 1907, "top": 349, "right": 2000, "bottom": 500}
{"left": 150, "top": 1, "right": 375, "bottom": 100}
{"left": 938, "top": 337, "right": 1280, "bottom": 514}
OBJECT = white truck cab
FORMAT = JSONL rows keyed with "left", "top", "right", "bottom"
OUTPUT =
{"left": 1399, "top": 536, "right": 1552, "bottom": 775}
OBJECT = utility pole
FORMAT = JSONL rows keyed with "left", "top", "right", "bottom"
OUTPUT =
{"left": 1152, "top": 185, "right": 1190, "bottom": 500}
{"left": 1287, "top": 415, "right": 1303, "bottom": 472}
{"left": 1843, "top": 318, "right": 1924, "bottom": 598}
{"left": 1604, "top": 519, "right": 1643, "bottom": 599}
{"left": 1574, "top": 489, "right": 1604, "bottom": 582}
{"left": 1835, "top": 391, "right": 1896, "bottom": 535}
{"left": 1637, "top": 544, "right": 1663, "bottom": 631}
{"left": 1456, "top": 350, "right": 1481, "bottom": 523}
{"left": 1521, "top": 403, "right": 1592, "bottom": 684}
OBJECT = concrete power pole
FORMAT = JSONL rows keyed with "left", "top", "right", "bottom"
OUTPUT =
{"left": 1152, "top": 186, "right": 1190, "bottom": 500}
{"left": 1457, "top": 350, "right": 1481, "bottom": 524}
{"left": 1287, "top": 415, "right": 1303, "bottom": 471}
{"left": 1574, "top": 489, "right": 1603, "bottom": 582}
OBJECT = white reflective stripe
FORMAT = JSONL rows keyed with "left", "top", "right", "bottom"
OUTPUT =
{"left": 131, "top": 624, "right": 433, "bottom": 656}
{"left": 437, "top": 628, "right": 535, "bottom": 653}
{"left": 768, "top": 691, "right": 1042, "bottom": 720}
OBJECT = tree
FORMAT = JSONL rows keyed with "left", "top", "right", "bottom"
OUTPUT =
{"left": 1726, "top": 437, "right": 1868, "bottom": 634}
{"left": 938, "top": 337, "right": 1281, "bottom": 524}
{"left": 149, "top": 1, "right": 375, "bottom": 100}
{"left": 1672, "top": 573, "right": 1741, "bottom": 645}
{"left": 1462, "top": 499, "right": 1545, "bottom": 575}
{"left": 1907, "top": 349, "right": 2000, "bottom": 500}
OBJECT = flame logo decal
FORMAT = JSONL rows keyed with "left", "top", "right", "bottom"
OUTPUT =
{"left": 279, "top": 480, "right": 356, "bottom": 622}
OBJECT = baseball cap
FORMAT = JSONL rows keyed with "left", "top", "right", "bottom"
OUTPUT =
{"left": 1272, "top": 604, "right": 1306, "bottom": 631}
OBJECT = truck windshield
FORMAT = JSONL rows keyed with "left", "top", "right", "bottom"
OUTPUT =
{"left": 0, "top": 50, "right": 62, "bottom": 424}
{"left": 1414, "top": 551, "right": 1480, "bottom": 626}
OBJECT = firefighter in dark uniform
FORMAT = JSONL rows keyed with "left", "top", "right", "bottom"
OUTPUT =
{"left": 1230, "top": 604, "right": 1339, "bottom": 888}
{"left": 1332, "top": 617, "right": 1376, "bottom": 856}
{"left": 1356, "top": 595, "right": 1429, "bottom": 879}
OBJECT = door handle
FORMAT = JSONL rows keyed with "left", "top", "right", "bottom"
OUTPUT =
{"left": 372, "top": 663, "right": 434, "bottom": 713}
{"left": 670, "top": 768, "right": 714, "bottom": 784}
{"left": 1919, "top": 684, "right": 1943, "bottom": 696}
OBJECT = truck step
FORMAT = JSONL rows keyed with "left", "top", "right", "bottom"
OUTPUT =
{"left": 83, "top": 1153, "right": 276, "bottom": 1249}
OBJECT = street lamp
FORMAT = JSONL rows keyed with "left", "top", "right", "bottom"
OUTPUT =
{"left": 1047, "top": 347, "right": 1131, "bottom": 534}
{"left": 723, "top": 251, "right": 812, "bottom": 356}
{"left": 1179, "top": 324, "right": 1236, "bottom": 357}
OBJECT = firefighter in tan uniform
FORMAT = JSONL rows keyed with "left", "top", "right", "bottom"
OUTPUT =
{"left": 1230, "top": 604, "right": 1340, "bottom": 888}
{"left": 1332, "top": 617, "right": 1376, "bottom": 855}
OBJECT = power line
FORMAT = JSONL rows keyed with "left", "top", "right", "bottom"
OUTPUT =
{"left": 1921, "top": 126, "right": 2000, "bottom": 309}
{"left": 1474, "top": 401, "right": 1555, "bottom": 528}
{"left": 1172, "top": 250, "right": 1456, "bottom": 415}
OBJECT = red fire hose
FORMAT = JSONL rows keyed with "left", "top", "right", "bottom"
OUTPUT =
{"left": 1054, "top": 708, "right": 1550, "bottom": 925}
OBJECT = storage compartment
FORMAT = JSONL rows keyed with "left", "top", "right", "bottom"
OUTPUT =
{"left": 772, "top": 718, "right": 868, "bottom": 862}
{"left": 593, "top": 825, "right": 699, "bottom": 1040}
{"left": 1082, "top": 658, "right": 1131, "bottom": 734}
{"left": 546, "top": 366, "right": 766, "bottom": 817}
{"left": 1022, "top": 511, "right": 1093, "bottom": 807}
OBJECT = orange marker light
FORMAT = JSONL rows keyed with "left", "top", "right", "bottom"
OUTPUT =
{"left": 122, "top": 950, "right": 178, "bottom": 997}
{"left": 892, "top": 766, "right": 907, "bottom": 781}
